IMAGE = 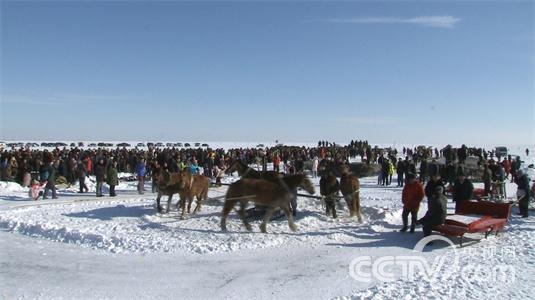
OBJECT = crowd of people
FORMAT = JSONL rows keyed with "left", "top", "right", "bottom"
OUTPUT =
{"left": 0, "top": 142, "right": 532, "bottom": 224}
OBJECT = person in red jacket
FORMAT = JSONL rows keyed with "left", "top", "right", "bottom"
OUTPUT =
{"left": 400, "top": 172, "right": 425, "bottom": 233}
{"left": 272, "top": 154, "right": 281, "bottom": 172}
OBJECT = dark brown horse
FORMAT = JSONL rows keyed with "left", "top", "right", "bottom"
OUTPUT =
{"left": 221, "top": 174, "right": 315, "bottom": 233}
{"left": 340, "top": 164, "right": 362, "bottom": 222}
{"left": 225, "top": 160, "right": 281, "bottom": 181}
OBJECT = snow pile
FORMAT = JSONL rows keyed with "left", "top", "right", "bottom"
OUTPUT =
{"left": 0, "top": 181, "right": 28, "bottom": 194}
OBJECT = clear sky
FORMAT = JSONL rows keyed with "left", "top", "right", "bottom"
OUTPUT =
{"left": 1, "top": 1, "right": 533, "bottom": 145}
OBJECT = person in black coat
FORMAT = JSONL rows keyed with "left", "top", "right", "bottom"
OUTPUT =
{"left": 95, "top": 159, "right": 106, "bottom": 197}
{"left": 515, "top": 170, "right": 531, "bottom": 218}
{"left": 43, "top": 160, "right": 58, "bottom": 199}
{"left": 396, "top": 158, "right": 406, "bottom": 187}
{"left": 418, "top": 186, "right": 447, "bottom": 236}
{"left": 424, "top": 171, "right": 445, "bottom": 200}
{"left": 77, "top": 159, "right": 89, "bottom": 193}
{"left": 452, "top": 170, "right": 474, "bottom": 212}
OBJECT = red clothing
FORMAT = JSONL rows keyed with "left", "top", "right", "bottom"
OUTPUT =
{"left": 273, "top": 155, "right": 281, "bottom": 167}
{"left": 502, "top": 160, "right": 511, "bottom": 173}
{"left": 402, "top": 181, "right": 425, "bottom": 211}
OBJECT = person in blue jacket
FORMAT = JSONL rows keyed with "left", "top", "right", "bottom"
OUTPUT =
{"left": 136, "top": 158, "right": 146, "bottom": 194}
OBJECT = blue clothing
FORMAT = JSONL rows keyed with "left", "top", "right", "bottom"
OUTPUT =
{"left": 189, "top": 164, "right": 200, "bottom": 175}
{"left": 136, "top": 163, "right": 146, "bottom": 177}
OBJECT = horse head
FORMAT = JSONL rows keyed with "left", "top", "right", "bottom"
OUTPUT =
{"left": 296, "top": 174, "right": 315, "bottom": 195}
{"left": 340, "top": 164, "right": 351, "bottom": 176}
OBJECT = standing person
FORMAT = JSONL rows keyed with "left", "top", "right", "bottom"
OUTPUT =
{"left": 95, "top": 159, "right": 106, "bottom": 197}
{"left": 511, "top": 156, "right": 522, "bottom": 183}
{"left": 400, "top": 173, "right": 425, "bottom": 233}
{"left": 136, "top": 158, "right": 146, "bottom": 195}
{"left": 42, "top": 160, "right": 58, "bottom": 199}
{"left": 502, "top": 157, "right": 511, "bottom": 180}
{"left": 483, "top": 163, "right": 492, "bottom": 197}
{"left": 381, "top": 159, "right": 389, "bottom": 186}
{"left": 419, "top": 159, "right": 428, "bottom": 184}
{"left": 396, "top": 158, "right": 405, "bottom": 187}
{"left": 107, "top": 160, "right": 118, "bottom": 197}
{"left": 526, "top": 148, "right": 530, "bottom": 157}
{"left": 312, "top": 156, "right": 319, "bottom": 178}
{"left": 189, "top": 159, "right": 200, "bottom": 175}
{"left": 515, "top": 170, "right": 531, "bottom": 218}
{"left": 452, "top": 170, "right": 474, "bottom": 212}
{"left": 77, "top": 159, "right": 89, "bottom": 193}
{"left": 273, "top": 153, "right": 281, "bottom": 173}
{"left": 417, "top": 186, "right": 447, "bottom": 237}
{"left": 387, "top": 160, "right": 394, "bottom": 186}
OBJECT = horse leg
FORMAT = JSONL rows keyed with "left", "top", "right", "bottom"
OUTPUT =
{"left": 238, "top": 201, "right": 252, "bottom": 231}
{"left": 260, "top": 207, "right": 276, "bottom": 233}
{"left": 355, "top": 193, "right": 363, "bottom": 223}
{"left": 187, "top": 194, "right": 193, "bottom": 213}
{"left": 166, "top": 194, "right": 172, "bottom": 213}
{"left": 328, "top": 196, "right": 337, "bottom": 219}
{"left": 193, "top": 193, "right": 204, "bottom": 213}
{"left": 156, "top": 194, "right": 163, "bottom": 213}
{"left": 220, "top": 200, "right": 237, "bottom": 231}
{"left": 281, "top": 205, "right": 297, "bottom": 232}
{"left": 179, "top": 195, "right": 187, "bottom": 219}
{"left": 345, "top": 195, "right": 354, "bottom": 217}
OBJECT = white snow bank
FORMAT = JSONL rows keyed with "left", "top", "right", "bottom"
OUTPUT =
{"left": 0, "top": 181, "right": 395, "bottom": 254}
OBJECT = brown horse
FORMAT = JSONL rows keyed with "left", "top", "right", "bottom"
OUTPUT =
{"left": 340, "top": 164, "right": 362, "bottom": 222}
{"left": 175, "top": 172, "right": 210, "bottom": 219}
{"left": 221, "top": 174, "right": 315, "bottom": 233}
{"left": 155, "top": 172, "right": 186, "bottom": 213}
{"left": 225, "top": 160, "right": 281, "bottom": 181}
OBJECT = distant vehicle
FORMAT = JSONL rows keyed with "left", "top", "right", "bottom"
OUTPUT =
{"left": 6, "top": 143, "right": 17, "bottom": 148}
{"left": 147, "top": 142, "right": 154, "bottom": 148}
{"left": 97, "top": 142, "right": 105, "bottom": 147}
{"left": 117, "top": 143, "right": 131, "bottom": 147}
{"left": 55, "top": 142, "right": 67, "bottom": 147}
{"left": 70, "top": 143, "right": 76, "bottom": 147}
{"left": 155, "top": 142, "right": 164, "bottom": 147}
{"left": 176, "top": 142, "right": 183, "bottom": 147}
{"left": 194, "top": 143, "right": 201, "bottom": 147}
{"left": 184, "top": 143, "right": 191, "bottom": 147}
{"left": 137, "top": 143, "right": 146, "bottom": 147}
{"left": 166, "top": 143, "right": 174, "bottom": 147}
{"left": 201, "top": 143, "right": 209, "bottom": 148}
{"left": 88, "top": 143, "right": 97, "bottom": 147}
{"left": 78, "top": 142, "right": 84, "bottom": 147}
{"left": 256, "top": 144, "right": 265, "bottom": 148}
{"left": 495, "top": 146, "right": 508, "bottom": 157}
{"left": 25, "top": 142, "right": 39, "bottom": 148}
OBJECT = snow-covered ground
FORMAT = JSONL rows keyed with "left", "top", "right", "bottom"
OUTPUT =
{"left": 0, "top": 155, "right": 534, "bottom": 299}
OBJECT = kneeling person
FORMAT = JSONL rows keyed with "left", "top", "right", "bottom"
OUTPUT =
{"left": 417, "top": 186, "right": 447, "bottom": 236}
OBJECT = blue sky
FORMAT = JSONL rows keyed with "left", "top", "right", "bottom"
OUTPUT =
{"left": 1, "top": 1, "right": 533, "bottom": 145}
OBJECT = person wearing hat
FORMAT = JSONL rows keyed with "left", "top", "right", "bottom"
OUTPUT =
{"left": 515, "top": 169, "right": 531, "bottom": 218}
{"left": 424, "top": 168, "right": 445, "bottom": 200}
{"left": 452, "top": 169, "right": 474, "bottom": 213}
{"left": 417, "top": 185, "right": 448, "bottom": 236}
{"left": 400, "top": 172, "right": 425, "bottom": 233}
